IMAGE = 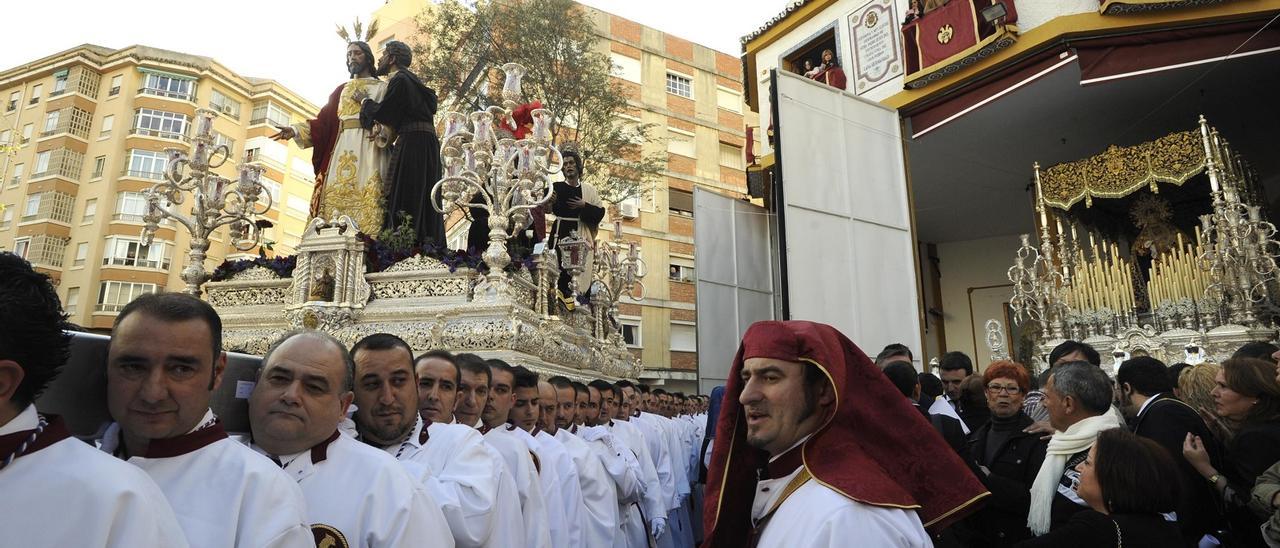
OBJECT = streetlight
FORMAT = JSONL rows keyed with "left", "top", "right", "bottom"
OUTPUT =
{"left": 141, "top": 108, "right": 271, "bottom": 296}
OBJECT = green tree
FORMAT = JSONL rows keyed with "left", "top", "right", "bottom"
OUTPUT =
{"left": 410, "top": 0, "right": 663, "bottom": 205}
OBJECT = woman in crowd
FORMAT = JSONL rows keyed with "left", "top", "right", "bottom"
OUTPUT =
{"left": 1015, "top": 429, "right": 1183, "bottom": 547}
{"left": 964, "top": 361, "right": 1047, "bottom": 547}
{"left": 1180, "top": 363, "right": 1237, "bottom": 441}
{"left": 1184, "top": 357, "right": 1280, "bottom": 547}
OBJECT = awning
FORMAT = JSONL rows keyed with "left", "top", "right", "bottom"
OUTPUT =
{"left": 137, "top": 67, "right": 196, "bottom": 81}
{"left": 908, "top": 49, "right": 1076, "bottom": 139}
{"left": 1076, "top": 21, "right": 1280, "bottom": 85}
{"left": 906, "top": 16, "right": 1280, "bottom": 138}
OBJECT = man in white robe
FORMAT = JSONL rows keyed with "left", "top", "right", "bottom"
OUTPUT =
{"left": 101, "top": 293, "right": 312, "bottom": 548}
{"left": 248, "top": 330, "right": 453, "bottom": 547}
{"left": 549, "top": 378, "right": 641, "bottom": 548}
{"left": 0, "top": 254, "right": 189, "bottom": 547}
{"left": 702, "top": 321, "right": 990, "bottom": 548}
{"left": 604, "top": 381, "right": 669, "bottom": 547}
{"left": 272, "top": 40, "right": 389, "bottom": 233}
{"left": 351, "top": 336, "right": 518, "bottom": 548}
{"left": 510, "top": 368, "right": 586, "bottom": 548}
{"left": 465, "top": 355, "right": 552, "bottom": 548}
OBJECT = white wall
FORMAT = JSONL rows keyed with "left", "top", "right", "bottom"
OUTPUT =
{"left": 936, "top": 234, "right": 1021, "bottom": 368}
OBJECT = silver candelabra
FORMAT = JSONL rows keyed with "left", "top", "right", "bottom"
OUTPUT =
{"left": 141, "top": 108, "right": 270, "bottom": 296}
{"left": 432, "top": 63, "right": 561, "bottom": 300}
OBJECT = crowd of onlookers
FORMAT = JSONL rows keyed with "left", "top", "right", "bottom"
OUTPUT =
{"left": 874, "top": 340, "right": 1280, "bottom": 547}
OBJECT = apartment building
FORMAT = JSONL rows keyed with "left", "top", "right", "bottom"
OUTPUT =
{"left": 370, "top": 0, "right": 753, "bottom": 393}
{"left": 0, "top": 44, "right": 317, "bottom": 330}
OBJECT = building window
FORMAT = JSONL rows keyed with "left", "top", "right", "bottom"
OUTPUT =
{"left": 717, "top": 86, "right": 743, "bottom": 113}
{"left": 610, "top": 53, "right": 642, "bottom": 84}
{"left": 91, "top": 156, "right": 106, "bottom": 179}
{"left": 213, "top": 131, "right": 235, "bottom": 154}
{"left": 245, "top": 136, "right": 288, "bottom": 167}
{"left": 290, "top": 157, "right": 314, "bottom": 181}
{"left": 620, "top": 319, "right": 642, "bottom": 348}
{"left": 9, "top": 163, "right": 22, "bottom": 187}
{"left": 669, "top": 257, "right": 695, "bottom": 283}
{"left": 125, "top": 150, "right": 169, "bottom": 179}
{"left": 21, "top": 191, "right": 74, "bottom": 224}
{"left": 108, "top": 75, "right": 123, "bottom": 96}
{"left": 6, "top": 91, "right": 17, "bottom": 112}
{"left": 719, "top": 143, "right": 744, "bottom": 169}
{"left": 0, "top": 129, "right": 10, "bottom": 145}
{"left": 33, "top": 152, "right": 50, "bottom": 176}
{"left": 668, "top": 188, "right": 694, "bottom": 217}
{"left": 21, "top": 124, "right": 32, "bottom": 144}
{"left": 72, "top": 243, "right": 87, "bottom": 267}
{"left": 666, "top": 73, "right": 692, "bottom": 98}
{"left": 22, "top": 194, "right": 40, "bottom": 219}
{"left": 52, "top": 71, "right": 69, "bottom": 96}
{"left": 140, "top": 73, "right": 194, "bottom": 101}
{"left": 286, "top": 195, "right": 310, "bottom": 218}
{"left": 250, "top": 101, "right": 290, "bottom": 127}
{"left": 42, "top": 111, "right": 60, "bottom": 134}
{"left": 96, "top": 281, "right": 158, "bottom": 312}
{"left": 133, "top": 108, "right": 190, "bottom": 141}
{"left": 101, "top": 114, "right": 114, "bottom": 137}
{"left": 82, "top": 198, "right": 97, "bottom": 223}
{"left": 113, "top": 192, "right": 150, "bottom": 222}
{"left": 102, "top": 236, "right": 171, "bottom": 270}
{"left": 31, "top": 148, "right": 84, "bottom": 179}
{"left": 12, "top": 237, "right": 30, "bottom": 258}
{"left": 0, "top": 206, "right": 12, "bottom": 230}
{"left": 667, "top": 130, "right": 695, "bottom": 157}
{"left": 209, "top": 89, "right": 241, "bottom": 118}
{"left": 65, "top": 287, "right": 79, "bottom": 314}
{"left": 259, "top": 178, "right": 282, "bottom": 207}
{"left": 670, "top": 322, "right": 697, "bottom": 352}
{"left": 28, "top": 84, "right": 41, "bottom": 105}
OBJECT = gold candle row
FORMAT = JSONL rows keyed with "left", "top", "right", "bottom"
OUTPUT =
{"left": 1146, "top": 230, "right": 1210, "bottom": 308}
{"left": 1067, "top": 235, "right": 1135, "bottom": 313}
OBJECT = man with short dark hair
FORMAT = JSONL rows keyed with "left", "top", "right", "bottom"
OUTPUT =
{"left": 511, "top": 366, "right": 584, "bottom": 548}
{"left": 1028, "top": 361, "right": 1124, "bottom": 536}
{"left": 350, "top": 334, "right": 512, "bottom": 548}
{"left": 479, "top": 360, "right": 551, "bottom": 548}
{"left": 938, "top": 351, "right": 973, "bottom": 405}
{"left": 416, "top": 349, "right": 458, "bottom": 423}
{"left": 704, "top": 321, "right": 986, "bottom": 547}
{"left": 1233, "top": 340, "right": 1279, "bottom": 361}
{"left": 875, "top": 343, "right": 913, "bottom": 366}
{"left": 882, "top": 361, "right": 966, "bottom": 454}
{"left": 454, "top": 353, "right": 491, "bottom": 428}
{"left": 543, "top": 378, "right": 628, "bottom": 548}
{"left": 103, "top": 293, "right": 312, "bottom": 548}
{"left": 1117, "top": 356, "right": 1224, "bottom": 543}
{"left": 0, "top": 253, "right": 187, "bottom": 546}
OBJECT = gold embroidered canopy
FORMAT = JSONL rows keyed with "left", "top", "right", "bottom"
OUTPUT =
{"left": 1039, "top": 129, "right": 1207, "bottom": 210}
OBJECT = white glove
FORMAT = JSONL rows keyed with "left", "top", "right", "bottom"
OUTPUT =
{"left": 651, "top": 517, "right": 667, "bottom": 539}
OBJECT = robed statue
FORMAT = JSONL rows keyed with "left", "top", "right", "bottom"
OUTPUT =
{"left": 271, "top": 39, "right": 390, "bottom": 235}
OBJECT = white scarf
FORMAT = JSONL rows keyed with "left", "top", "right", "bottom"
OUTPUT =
{"left": 1028, "top": 413, "right": 1122, "bottom": 535}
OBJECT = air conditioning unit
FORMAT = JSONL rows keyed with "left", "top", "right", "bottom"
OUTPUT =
{"left": 219, "top": 104, "right": 234, "bottom": 115}
{"left": 619, "top": 200, "right": 639, "bottom": 219}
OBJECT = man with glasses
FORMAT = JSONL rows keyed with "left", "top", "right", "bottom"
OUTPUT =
{"left": 963, "top": 361, "right": 1047, "bottom": 546}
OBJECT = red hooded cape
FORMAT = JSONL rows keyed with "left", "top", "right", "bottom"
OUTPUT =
{"left": 702, "top": 320, "right": 989, "bottom": 546}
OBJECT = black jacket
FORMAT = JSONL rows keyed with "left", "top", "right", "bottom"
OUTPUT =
{"left": 1129, "top": 393, "right": 1225, "bottom": 544}
{"left": 963, "top": 413, "right": 1048, "bottom": 547}
{"left": 914, "top": 403, "right": 968, "bottom": 456}
{"left": 1014, "top": 510, "right": 1183, "bottom": 548}
{"left": 1223, "top": 421, "right": 1280, "bottom": 547}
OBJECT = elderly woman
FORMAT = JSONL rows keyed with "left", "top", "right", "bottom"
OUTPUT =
{"left": 1184, "top": 358, "right": 1280, "bottom": 547}
{"left": 964, "top": 361, "right": 1048, "bottom": 547}
{"left": 1016, "top": 428, "right": 1183, "bottom": 547}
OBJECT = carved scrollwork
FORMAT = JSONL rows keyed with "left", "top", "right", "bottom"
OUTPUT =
{"left": 384, "top": 254, "right": 450, "bottom": 273}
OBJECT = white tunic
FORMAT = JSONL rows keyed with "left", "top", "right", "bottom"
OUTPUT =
{"left": 484, "top": 425, "right": 553, "bottom": 548}
{"left": 609, "top": 419, "right": 668, "bottom": 548}
{"left": 751, "top": 468, "right": 932, "bottom": 548}
{"left": 260, "top": 431, "right": 454, "bottom": 548}
{"left": 0, "top": 405, "right": 189, "bottom": 547}
{"left": 533, "top": 430, "right": 587, "bottom": 548}
{"left": 555, "top": 427, "right": 629, "bottom": 548}
{"left": 99, "top": 411, "right": 312, "bottom": 548}
{"left": 384, "top": 416, "right": 511, "bottom": 548}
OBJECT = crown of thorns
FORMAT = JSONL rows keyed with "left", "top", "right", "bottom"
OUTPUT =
{"left": 335, "top": 17, "right": 379, "bottom": 43}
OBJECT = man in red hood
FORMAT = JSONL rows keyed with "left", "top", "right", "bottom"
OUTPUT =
{"left": 702, "top": 320, "right": 989, "bottom": 547}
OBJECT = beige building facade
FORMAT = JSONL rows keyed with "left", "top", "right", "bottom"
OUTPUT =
{"left": 370, "top": 0, "right": 752, "bottom": 393}
{"left": 0, "top": 44, "right": 317, "bottom": 330}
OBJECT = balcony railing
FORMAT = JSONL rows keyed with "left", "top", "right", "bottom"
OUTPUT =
{"left": 121, "top": 169, "right": 166, "bottom": 180}
{"left": 138, "top": 87, "right": 195, "bottom": 102}
{"left": 129, "top": 127, "right": 190, "bottom": 142}
{"left": 102, "top": 256, "right": 171, "bottom": 270}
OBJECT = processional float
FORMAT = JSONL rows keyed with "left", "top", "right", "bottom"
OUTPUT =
{"left": 1005, "top": 116, "right": 1278, "bottom": 373}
